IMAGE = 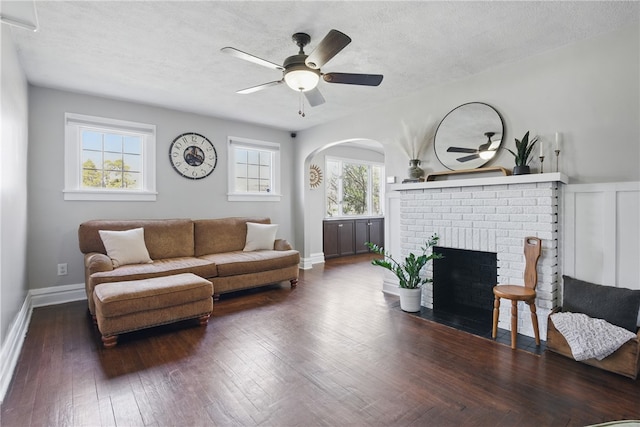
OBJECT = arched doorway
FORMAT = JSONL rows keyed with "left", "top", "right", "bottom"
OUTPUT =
{"left": 302, "top": 139, "right": 385, "bottom": 267}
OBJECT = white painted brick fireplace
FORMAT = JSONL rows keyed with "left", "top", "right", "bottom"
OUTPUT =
{"left": 390, "top": 172, "right": 568, "bottom": 340}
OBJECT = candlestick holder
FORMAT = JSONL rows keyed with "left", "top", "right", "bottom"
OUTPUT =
{"left": 539, "top": 155, "right": 545, "bottom": 174}
{"left": 554, "top": 149, "right": 560, "bottom": 173}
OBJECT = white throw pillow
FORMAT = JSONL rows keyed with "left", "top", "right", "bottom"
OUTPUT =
{"left": 98, "top": 227, "right": 153, "bottom": 267}
{"left": 243, "top": 222, "right": 278, "bottom": 251}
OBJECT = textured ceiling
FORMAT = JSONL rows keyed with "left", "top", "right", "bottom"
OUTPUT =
{"left": 8, "top": 1, "right": 639, "bottom": 131}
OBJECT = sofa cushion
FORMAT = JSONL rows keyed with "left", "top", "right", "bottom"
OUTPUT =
{"left": 562, "top": 275, "right": 640, "bottom": 332}
{"left": 94, "top": 273, "right": 213, "bottom": 318}
{"left": 244, "top": 222, "right": 278, "bottom": 251}
{"left": 200, "top": 250, "right": 300, "bottom": 277}
{"left": 90, "top": 257, "right": 218, "bottom": 285}
{"left": 79, "top": 219, "right": 195, "bottom": 259}
{"left": 193, "top": 217, "right": 270, "bottom": 256}
{"left": 99, "top": 228, "right": 153, "bottom": 267}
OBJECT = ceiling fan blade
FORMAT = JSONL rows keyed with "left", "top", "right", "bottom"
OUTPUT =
{"left": 221, "top": 47, "right": 284, "bottom": 71}
{"left": 457, "top": 154, "right": 480, "bottom": 162}
{"left": 305, "top": 29, "right": 352, "bottom": 70}
{"left": 304, "top": 87, "right": 325, "bottom": 107}
{"left": 447, "top": 147, "right": 477, "bottom": 154}
{"left": 237, "top": 80, "right": 284, "bottom": 94}
{"left": 323, "top": 73, "right": 383, "bottom": 86}
{"left": 477, "top": 142, "right": 491, "bottom": 152}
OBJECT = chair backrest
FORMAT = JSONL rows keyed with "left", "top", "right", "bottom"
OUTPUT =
{"left": 523, "top": 236, "right": 542, "bottom": 290}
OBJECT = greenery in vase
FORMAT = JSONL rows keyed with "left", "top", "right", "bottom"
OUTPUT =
{"left": 394, "top": 119, "right": 436, "bottom": 161}
{"left": 366, "top": 234, "right": 442, "bottom": 289}
{"left": 506, "top": 131, "right": 538, "bottom": 166}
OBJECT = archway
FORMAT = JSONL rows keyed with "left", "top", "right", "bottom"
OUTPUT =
{"left": 300, "top": 138, "right": 385, "bottom": 268}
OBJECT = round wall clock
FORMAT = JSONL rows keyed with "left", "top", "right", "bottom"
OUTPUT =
{"left": 309, "top": 164, "right": 323, "bottom": 188}
{"left": 169, "top": 132, "right": 218, "bottom": 179}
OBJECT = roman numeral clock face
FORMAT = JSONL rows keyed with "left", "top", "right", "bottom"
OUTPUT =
{"left": 169, "top": 132, "right": 218, "bottom": 179}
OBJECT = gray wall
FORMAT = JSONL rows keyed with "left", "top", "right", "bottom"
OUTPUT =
{"left": 27, "top": 87, "right": 294, "bottom": 291}
{"left": 293, "top": 23, "right": 640, "bottom": 260}
{"left": 1, "top": 25, "right": 30, "bottom": 343}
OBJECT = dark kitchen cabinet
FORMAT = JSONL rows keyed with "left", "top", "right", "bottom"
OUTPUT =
{"left": 323, "top": 220, "right": 355, "bottom": 258}
{"left": 323, "top": 218, "right": 384, "bottom": 259}
{"left": 355, "top": 218, "right": 384, "bottom": 254}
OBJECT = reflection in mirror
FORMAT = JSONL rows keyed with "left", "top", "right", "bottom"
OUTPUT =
{"left": 434, "top": 103, "right": 504, "bottom": 171}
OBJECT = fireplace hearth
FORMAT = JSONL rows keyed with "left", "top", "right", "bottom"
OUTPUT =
{"left": 430, "top": 247, "right": 497, "bottom": 334}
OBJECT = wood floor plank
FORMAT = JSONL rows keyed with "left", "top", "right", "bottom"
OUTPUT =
{"left": 2, "top": 254, "right": 639, "bottom": 426}
{"left": 110, "top": 390, "right": 144, "bottom": 426}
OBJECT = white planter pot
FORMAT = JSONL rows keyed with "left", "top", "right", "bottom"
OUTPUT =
{"left": 398, "top": 287, "right": 422, "bottom": 312}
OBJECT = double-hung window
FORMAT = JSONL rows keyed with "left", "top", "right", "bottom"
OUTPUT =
{"left": 64, "top": 113, "right": 156, "bottom": 201}
{"left": 325, "top": 157, "right": 384, "bottom": 217}
{"left": 227, "top": 137, "right": 281, "bottom": 201}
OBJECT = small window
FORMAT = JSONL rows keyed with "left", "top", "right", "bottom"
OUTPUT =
{"left": 227, "top": 137, "right": 281, "bottom": 202}
{"left": 326, "top": 157, "right": 384, "bottom": 217}
{"left": 64, "top": 113, "right": 156, "bottom": 201}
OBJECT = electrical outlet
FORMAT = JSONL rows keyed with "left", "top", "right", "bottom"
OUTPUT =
{"left": 57, "top": 263, "right": 67, "bottom": 276}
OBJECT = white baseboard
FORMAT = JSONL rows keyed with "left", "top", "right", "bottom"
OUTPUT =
{"left": 0, "top": 282, "right": 86, "bottom": 403}
{"left": 382, "top": 278, "right": 400, "bottom": 296}
{"left": 0, "top": 293, "right": 32, "bottom": 405}
{"left": 30, "top": 282, "right": 86, "bottom": 308}
{"left": 299, "top": 252, "right": 325, "bottom": 270}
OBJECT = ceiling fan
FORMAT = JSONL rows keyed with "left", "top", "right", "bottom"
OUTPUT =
{"left": 221, "top": 29, "right": 383, "bottom": 115}
{"left": 446, "top": 132, "right": 501, "bottom": 162}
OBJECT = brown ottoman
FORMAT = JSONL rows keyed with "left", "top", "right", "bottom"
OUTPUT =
{"left": 93, "top": 273, "right": 213, "bottom": 348}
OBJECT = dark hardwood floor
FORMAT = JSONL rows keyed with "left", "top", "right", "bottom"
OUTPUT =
{"left": 2, "top": 254, "right": 639, "bottom": 426}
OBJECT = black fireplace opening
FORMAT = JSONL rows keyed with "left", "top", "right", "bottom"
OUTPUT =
{"left": 430, "top": 246, "right": 497, "bottom": 335}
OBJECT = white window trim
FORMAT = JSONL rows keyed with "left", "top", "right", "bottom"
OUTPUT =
{"left": 63, "top": 113, "right": 157, "bottom": 201}
{"left": 227, "top": 136, "right": 281, "bottom": 202}
{"left": 325, "top": 155, "right": 385, "bottom": 218}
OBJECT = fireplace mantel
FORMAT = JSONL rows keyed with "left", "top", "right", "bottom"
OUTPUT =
{"left": 390, "top": 172, "right": 568, "bottom": 192}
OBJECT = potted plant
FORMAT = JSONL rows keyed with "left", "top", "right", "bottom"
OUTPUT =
{"left": 366, "top": 234, "right": 442, "bottom": 312}
{"left": 506, "top": 131, "right": 538, "bottom": 175}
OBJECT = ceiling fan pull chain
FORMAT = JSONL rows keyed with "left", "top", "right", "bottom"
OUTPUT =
{"left": 298, "top": 91, "right": 305, "bottom": 117}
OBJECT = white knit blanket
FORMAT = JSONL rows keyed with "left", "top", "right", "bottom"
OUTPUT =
{"left": 550, "top": 312, "right": 637, "bottom": 361}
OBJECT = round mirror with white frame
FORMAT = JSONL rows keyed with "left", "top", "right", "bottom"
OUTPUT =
{"left": 434, "top": 102, "right": 504, "bottom": 171}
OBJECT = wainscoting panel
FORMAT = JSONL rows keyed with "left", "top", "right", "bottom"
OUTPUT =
{"left": 563, "top": 181, "right": 640, "bottom": 291}
{"left": 617, "top": 189, "right": 640, "bottom": 287}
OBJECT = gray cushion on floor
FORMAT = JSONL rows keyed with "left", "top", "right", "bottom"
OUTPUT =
{"left": 562, "top": 275, "right": 640, "bottom": 332}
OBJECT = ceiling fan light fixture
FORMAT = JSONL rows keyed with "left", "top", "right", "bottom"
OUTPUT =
{"left": 478, "top": 131, "right": 497, "bottom": 159}
{"left": 478, "top": 150, "right": 495, "bottom": 160}
{"left": 284, "top": 66, "right": 320, "bottom": 92}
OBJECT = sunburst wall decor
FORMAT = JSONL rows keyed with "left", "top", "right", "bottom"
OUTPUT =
{"left": 309, "top": 164, "right": 323, "bottom": 189}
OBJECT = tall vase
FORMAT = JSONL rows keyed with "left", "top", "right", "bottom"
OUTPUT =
{"left": 408, "top": 159, "right": 424, "bottom": 180}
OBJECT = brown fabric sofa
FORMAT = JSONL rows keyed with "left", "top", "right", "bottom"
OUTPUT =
{"left": 78, "top": 217, "right": 300, "bottom": 316}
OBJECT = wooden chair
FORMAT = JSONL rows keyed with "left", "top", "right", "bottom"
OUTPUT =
{"left": 492, "top": 236, "right": 542, "bottom": 349}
